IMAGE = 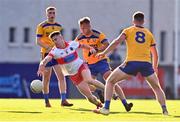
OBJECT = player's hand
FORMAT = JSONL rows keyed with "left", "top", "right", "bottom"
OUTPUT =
{"left": 96, "top": 52, "right": 105, "bottom": 59}
{"left": 37, "top": 64, "right": 45, "bottom": 77}
{"left": 89, "top": 47, "right": 97, "bottom": 54}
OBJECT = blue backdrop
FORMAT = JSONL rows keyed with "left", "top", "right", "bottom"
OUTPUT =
{"left": 0, "top": 63, "right": 70, "bottom": 98}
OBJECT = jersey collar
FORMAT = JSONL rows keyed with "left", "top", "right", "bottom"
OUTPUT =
{"left": 135, "top": 25, "right": 144, "bottom": 28}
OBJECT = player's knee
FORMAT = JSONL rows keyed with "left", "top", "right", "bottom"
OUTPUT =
{"left": 84, "top": 79, "right": 93, "bottom": 84}
{"left": 152, "top": 83, "right": 161, "bottom": 91}
{"left": 107, "top": 77, "right": 117, "bottom": 85}
{"left": 89, "top": 85, "right": 96, "bottom": 92}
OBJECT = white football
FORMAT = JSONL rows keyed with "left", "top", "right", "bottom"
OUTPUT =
{"left": 30, "top": 79, "right": 43, "bottom": 93}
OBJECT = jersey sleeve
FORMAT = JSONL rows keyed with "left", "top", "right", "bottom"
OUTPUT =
{"left": 48, "top": 48, "right": 55, "bottom": 58}
{"left": 150, "top": 32, "right": 156, "bottom": 46}
{"left": 122, "top": 28, "right": 129, "bottom": 38}
{"left": 74, "top": 37, "right": 79, "bottom": 42}
{"left": 71, "top": 41, "right": 80, "bottom": 49}
{"left": 99, "top": 33, "right": 109, "bottom": 44}
{"left": 36, "top": 24, "right": 43, "bottom": 38}
{"left": 59, "top": 27, "right": 63, "bottom": 32}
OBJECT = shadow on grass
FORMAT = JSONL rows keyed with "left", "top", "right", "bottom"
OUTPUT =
{"left": 66, "top": 108, "right": 122, "bottom": 114}
{"left": 65, "top": 108, "right": 163, "bottom": 115}
{"left": 128, "top": 111, "right": 161, "bottom": 115}
{"left": 0, "top": 110, "right": 42, "bottom": 114}
{"left": 66, "top": 107, "right": 92, "bottom": 112}
{"left": 107, "top": 111, "right": 161, "bottom": 115}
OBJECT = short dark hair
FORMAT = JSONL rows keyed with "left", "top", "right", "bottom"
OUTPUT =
{"left": 46, "top": 6, "right": 56, "bottom": 13}
{"left": 78, "top": 17, "right": 91, "bottom": 25}
{"left": 49, "top": 31, "right": 61, "bottom": 40}
{"left": 133, "top": 11, "right": 144, "bottom": 21}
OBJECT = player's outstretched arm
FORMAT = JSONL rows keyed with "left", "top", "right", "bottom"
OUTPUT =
{"left": 98, "top": 41, "right": 109, "bottom": 52}
{"left": 96, "top": 33, "right": 125, "bottom": 58}
{"left": 150, "top": 46, "right": 159, "bottom": 74}
{"left": 80, "top": 44, "right": 97, "bottom": 54}
{"left": 37, "top": 55, "right": 53, "bottom": 76}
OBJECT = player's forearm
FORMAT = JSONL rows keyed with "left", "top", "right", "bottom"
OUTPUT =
{"left": 80, "top": 44, "right": 93, "bottom": 50}
{"left": 40, "top": 56, "right": 52, "bottom": 66}
{"left": 98, "top": 43, "right": 109, "bottom": 52}
{"left": 103, "top": 39, "right": 119, "bottom": 55}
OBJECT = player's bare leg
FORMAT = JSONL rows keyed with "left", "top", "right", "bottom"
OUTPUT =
{"left": 103, "top": 70, "right": 133, "bottom": 112}
{"left": 82, "top": 69, "right": 105, "bottom": 103}
{"left": 89, "top": 84, "right": 97, "bottom": 92}
{"left": 42, "top": 67, "right": 52, "bottom": 107}
{"left": 88, "top": 79, "right": 105, "bottom": 90}
{"left": 94, "top": 68, "right": 130, "bottom": 115}
{"left": 86, "top": 75, "right": 105, "bottom": 90}
{"left": 90, "top": 75, "right": 105, "bottom": 103}
{"left": 103, "top": 70, "right": 120, "bottom": 99}
{"left": 77, "top": 81, "right": 102, "bottom": 108}
{"left": 53, "top": 65, "right": 73, "bottom": 107}
{"left": 146, "top": 73, "right": 168, "bottom": 115}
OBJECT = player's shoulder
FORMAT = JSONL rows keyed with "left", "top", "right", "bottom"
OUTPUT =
{"left": 69, "top": 40, "right": 75, "bottom": 44}
{"left": 68, "top": 41, "right": 80, "bottom": 48}
{"left": 75, "top": 33, "right": 85, "bottom": 41}
{"left": 53, "top": 22, "right": 62, "bottom": 27}
{"left": 38, "top": 21, "right": 62, "bottom": 27}
{"left": 92, "top": 29, "right": 101, "bottom": 34}
{"left": 69, "top": 40, "right": 79, "bottom": 44}
{"left": 38, "top": 21, "right": 48, "bottom": 27}
{"left": 144, "top": 28, "right": 152, "bottom": 33}
{"left": 50, "top": 46, "right": 57, "bottom": 52}
{"left": 122, "top": 26, "right": 134, "bottom": 32}
{"left": 92, "top": 29, "right": 103, "bottom": 37}
{"left": 121, "top": 26, "right": 133, "bottom": 35}
{"left": 76, "top": 29, "right": 104, "bottom": 41}
{"left": 124, "top": 26, "right": 134, "bottom": 30}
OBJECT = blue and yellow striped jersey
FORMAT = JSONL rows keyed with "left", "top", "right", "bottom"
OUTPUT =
{"left": 36, "top": 21, "right": 62, "bottom": 53}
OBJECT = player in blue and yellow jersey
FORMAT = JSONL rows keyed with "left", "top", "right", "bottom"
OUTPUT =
{"left": 75, "top": 17, "right": 133, "bottom": 112}
{"left": 94, "top": 11, "right": 168, "bottom": 115}
{"left": 36, "top": 6, "right": 73, "bottom": 107}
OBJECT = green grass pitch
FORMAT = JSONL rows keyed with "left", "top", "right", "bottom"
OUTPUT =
{"left": 0, "top": 99, "right": 179, "bottom": 122}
